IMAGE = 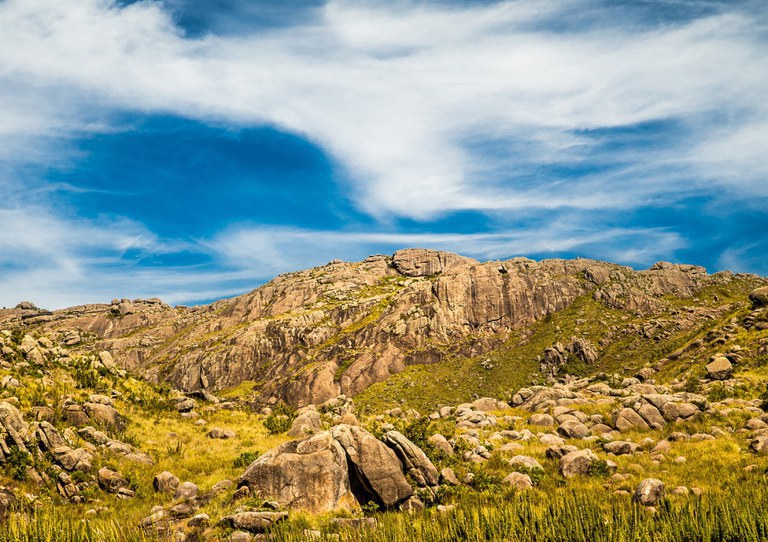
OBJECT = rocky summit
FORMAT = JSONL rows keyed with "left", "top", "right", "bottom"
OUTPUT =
{"left": 1, "top": 250, "right": 768, "bottom": 541}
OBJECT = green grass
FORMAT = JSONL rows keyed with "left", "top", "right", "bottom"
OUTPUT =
{"left": 266, "top": 482, "right": 768, "bottom": 542}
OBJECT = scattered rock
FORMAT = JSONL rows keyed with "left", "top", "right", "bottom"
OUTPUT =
{"left": 206, "top": 427, "right": 236, "bottom": 439}
{"left": 633, "top": 479, "right": 665, "bottom": 506}
{"left": 749, "top": 287, "right": 768, "bottom": 308}
{"left": 503, "top": 472, "right": 534, "bottom": 489}
{"left": 706, "top": 357, "right": 733, "bottom": 381}
{"left": 153, "top": 472, "right": 180, "bottom": 494}
{"left": 219, "top": 511, "right": 288, "bottom": 533}
{"left": 174, "top": 482, "right": 199, "bottom": 501}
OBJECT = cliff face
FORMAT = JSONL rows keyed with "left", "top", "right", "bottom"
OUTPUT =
{"left": 0, "top": 249, "right": 745, "bottom": 406}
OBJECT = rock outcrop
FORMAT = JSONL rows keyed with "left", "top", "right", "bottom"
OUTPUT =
{"left": 238, "top": 425, "right": 437, "bottom": 513}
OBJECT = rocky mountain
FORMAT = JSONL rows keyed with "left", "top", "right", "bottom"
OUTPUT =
{"left": 1, "top": 250, "right": 768, "bottom": 540}
{"left": 1, "top": 249, "right": 766, "bottom": 409}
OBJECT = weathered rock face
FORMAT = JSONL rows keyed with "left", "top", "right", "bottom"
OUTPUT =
{"left": 238, "top": 431, "right": 355, "bottom": 514}
{"left": 381, "top": 430, "right": 439, "bottom": 487}
{"left": 239, "top": 425, "right": 421, "bottom": 513}
{"left": 6, "top": 250, "right": 760, "bottom": 406}
{"left": 332, "top": 425, "right": 413, "bottom": 508}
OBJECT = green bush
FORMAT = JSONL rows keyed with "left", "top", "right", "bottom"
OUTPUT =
{"left": 586, "top": 459, "right": 612, "bottom": 478}
{"left": 233, "top": 451, "right": 260, "bottom": 469}
{"left": 708, "top": 382, "right": 734, "bottom": 402}
{"left": 6, "top": 448, "right": 31, "bottom": 481}
{"left": 683, "top": 375, "right": 702, "bottom": 393}
{"left": 264, "top": 402, "right": 297, "bottom": 434}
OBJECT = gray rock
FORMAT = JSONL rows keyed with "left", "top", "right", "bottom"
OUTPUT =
{"left": 153, "top": 471, "right": 180, "bottom": 493}
{"left": 706, "top": 357, "right": 733, "bottom": 381}
{"left": 633, "top": 478, "right": 665, "bottom": 506}
{"left": 508, "top": 455, "right": 544, "bottom": 472}
{"left": 83, "top": 402, "right": 122, "bottom": 430}
{"left": 560, "top": 449, "right": 605, "bottom": 478}
{"left": 529, "top": 414, "right": 555, "bottom": 427}
{"left": 175, "top": 398, "right": 196, "bottom": 413}
{"left": 503, "top": 472, "right": 533, "bottom": 489}
{"left": 334, "top": 425, "right": 414, "bottom": 507}
{"left": 97, "top": 468, "right": 129, "bottom": 493}
{"left": 427, "top": 434, "right": 454, "bottom": 456}
{"left": 35, "top": 421, "right": 65, "bottom": 451}
{"left": 749, "top": 287, "right": 768, "bottom": 308}
{"left": 63, "top": 404, "right": 90, "bottom": 427}
{"left": 239, "top": 431, "right": 355, "bottom": 513}
{"left": 206, "top": 427, "right": 236, "bottom": 439}
{"left": 288, "top": 410, "right": 322, "bottom": 438}
{"left": 604, "top": 441, "right": 641, "bottom": 455}
{"left": 545, "top": 445, "right": 578, "bottom": 460}
{"left": 174, "top": 481, "right": 199, "bottom": 501}
{"left": 219, "top": 511, "right": 288, "bottom": 533}
{"left": 750, "top": 435, "right": 768, "bottom": 455}
{"left": 557, "top": 420, "right": 590, "bottom": 439}
{"left": 52, "top": 446, "right": 92, "bottom": 472}
{"left": 439, "top": 467, "right": 459, "bottom": 485}
{"left": 613, "top": 408, "right": 650, "bottom": 432}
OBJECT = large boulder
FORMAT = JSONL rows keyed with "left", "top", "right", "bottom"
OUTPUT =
{"left": 750, "top": 435, "right": 768, "bottom": 455}
{"left": 332, "top": 425, "right": 413, "bottom": 508}
{"left": 97, "top": 468, "right": 130, "bottom": 493}
{"left": 52, "top": 446, "right": 92, "bottom": 472}
{"left": 613, "top": 408, "right": 650, "bottom": 432}
{"left": 239, "top": 431, "right": 356, "bottom": 514}
{"left": 63, "top": 404, "right": 90, "bottom": 427}
{"left": 34, "top": 422, "right": 65, "bottom": 452}
{"left": 83, "top": 402, "right": 122, "bottom": 430}
{"left": 381, "top": 430, "right": 439, "bottom": 487}
{"left": 0, "top": 401, "right": 29, "bottom": 447}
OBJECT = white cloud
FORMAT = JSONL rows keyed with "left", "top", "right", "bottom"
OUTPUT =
{"left": 1, "top": 0, "right": 766, "bottom": 218}
{"left": 207, "top": 221, "right": 685, "bottom": 276}
{"left": 0, "top": 0, "right": 765, "bottom": 307}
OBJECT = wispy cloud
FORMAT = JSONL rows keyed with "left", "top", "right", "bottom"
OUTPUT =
{"left": 0, "top": 0, "right": 766, "bottom": 307}
{"left": 2, "top": 0, "right": 766, "bottom": 217}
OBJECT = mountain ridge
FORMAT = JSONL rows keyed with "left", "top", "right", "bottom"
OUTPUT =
{"left": 2, "top": 248, "right": 765, "bottom": 409}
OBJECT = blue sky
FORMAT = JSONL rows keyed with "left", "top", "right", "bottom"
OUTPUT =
{"left": 0, "top": 0, "right": 767, "bottom": 308}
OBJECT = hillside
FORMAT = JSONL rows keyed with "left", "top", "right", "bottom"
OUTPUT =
{"left": 0, "top": 251, "right": 768, "bottom": 540}
{"left": 2, "top": 249, "right": 765, "bottom": 412}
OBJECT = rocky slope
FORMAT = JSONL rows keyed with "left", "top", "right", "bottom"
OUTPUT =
{"left": 1, "top": 249, "right": 765, "bottom": 408}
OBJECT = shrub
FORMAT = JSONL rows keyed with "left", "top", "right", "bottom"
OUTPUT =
{"left": 233, "top": 451, "right": 260, "bottom": 469}
{"left": 586, "top": 459, "right": 612, "bottom": 478}
{"left": 683, "top": 375, "right": 702, "bottom": 393}
{"left": 6, "top": 448, "right": 31, "bottom": 481}
{"left": 708, "top": 383, "right": 733, "bottom": 402}
{"left": 264, "top": 402, "right": 297, "bottom": 434}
